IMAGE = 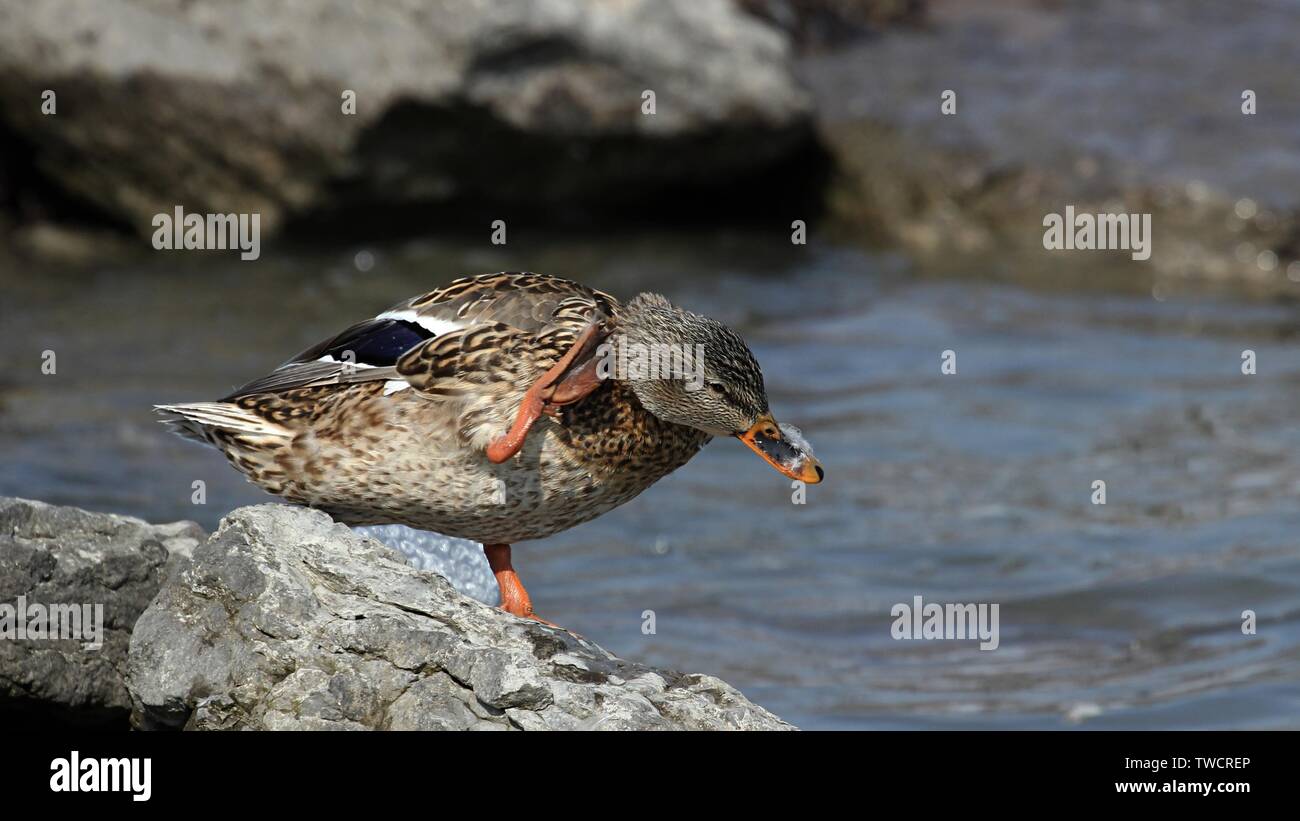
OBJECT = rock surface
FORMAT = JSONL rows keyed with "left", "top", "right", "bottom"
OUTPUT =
{"left": 127, "top": 504, "right": 792, "bottom": 730}
{"left": 0, "top": 497, "right": 204, "bottom": 728}
{"left": 0, "top": 0, "right": 811, "bottom": 239}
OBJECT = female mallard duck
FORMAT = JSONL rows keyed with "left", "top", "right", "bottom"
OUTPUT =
{"left": 158, "top": 272, "right": 822, "bottom": 624}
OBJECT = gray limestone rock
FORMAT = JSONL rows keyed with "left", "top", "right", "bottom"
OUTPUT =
{"left": 0, "top": 496, "right": 204, "bottom": 728}
{"left": 125, "top": 503, "right": 793, "bottom": 730}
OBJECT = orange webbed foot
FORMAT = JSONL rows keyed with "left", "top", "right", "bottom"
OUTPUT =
{"left": 484, "top": 543, "right": 561, "bottom": 628}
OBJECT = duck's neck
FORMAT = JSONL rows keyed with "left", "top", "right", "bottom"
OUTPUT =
{"left": 553, "top": 380, "right": 711, "bottom": 475}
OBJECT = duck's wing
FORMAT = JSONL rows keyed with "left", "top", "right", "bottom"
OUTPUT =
{"left": 219, "top": 316, "right": 427, "bottom": 399}
{"left": 221, "top": 272, "right": 619, "bottom": 402}
{"left": 384, "top": 271, "right": 619, "bottom": 347}
{"left": 390, "top": 273, "right": 620, "bottom": 450}
{"left": 390, "top": 272, "right": 618, "bottom": 393}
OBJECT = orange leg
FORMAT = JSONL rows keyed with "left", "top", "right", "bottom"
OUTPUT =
{"left": 483, "top": 543, "right": 555, "bottom": 626}
{"left": 484, "top": 389, "right": 546, "bottom": 463}
{"left": 486, "top": 322, "right": 606, "bottom": 463}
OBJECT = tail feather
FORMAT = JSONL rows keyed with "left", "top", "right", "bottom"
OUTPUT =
{"left": 154, "top": 402, "right": 289, "bottom": 447}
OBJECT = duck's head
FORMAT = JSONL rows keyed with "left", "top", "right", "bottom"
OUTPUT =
{"left": 608, "top": 292, "right": 824, "bottom": 484}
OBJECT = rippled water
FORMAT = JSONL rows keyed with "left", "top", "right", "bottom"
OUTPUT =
{"left": 3, "top": 232, "right": 1299, "bottom": 729}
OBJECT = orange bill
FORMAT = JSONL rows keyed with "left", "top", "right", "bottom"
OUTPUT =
{"left": 735, "top": 413, "right": 824, "bottom": 484}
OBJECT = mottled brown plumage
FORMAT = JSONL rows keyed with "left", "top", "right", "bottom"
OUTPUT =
{"left": 157, "top": 272, "right": 821, "bottom": 621}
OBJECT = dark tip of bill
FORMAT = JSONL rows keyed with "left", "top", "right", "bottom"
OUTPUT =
{"left": 815, "top": 465, "right": 825, "bottom": 481}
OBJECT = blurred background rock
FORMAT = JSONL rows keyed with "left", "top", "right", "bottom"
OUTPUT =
{"left": 0, "top": 0, "right": 824, "bottom": 259}
{"left": 3, "top": 0, "right": 1299, "bottom": 296}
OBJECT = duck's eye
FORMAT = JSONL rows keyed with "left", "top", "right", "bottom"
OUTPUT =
{"left": 707, "top": 381, "right": 727, "bottom": 397}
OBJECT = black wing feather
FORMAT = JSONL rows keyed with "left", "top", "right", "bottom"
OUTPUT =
{"left": 222, "top": 318, "right": 433, "bottom": 400}
{"left": 290, "top": 318, "right": 432, "bottom": 368}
